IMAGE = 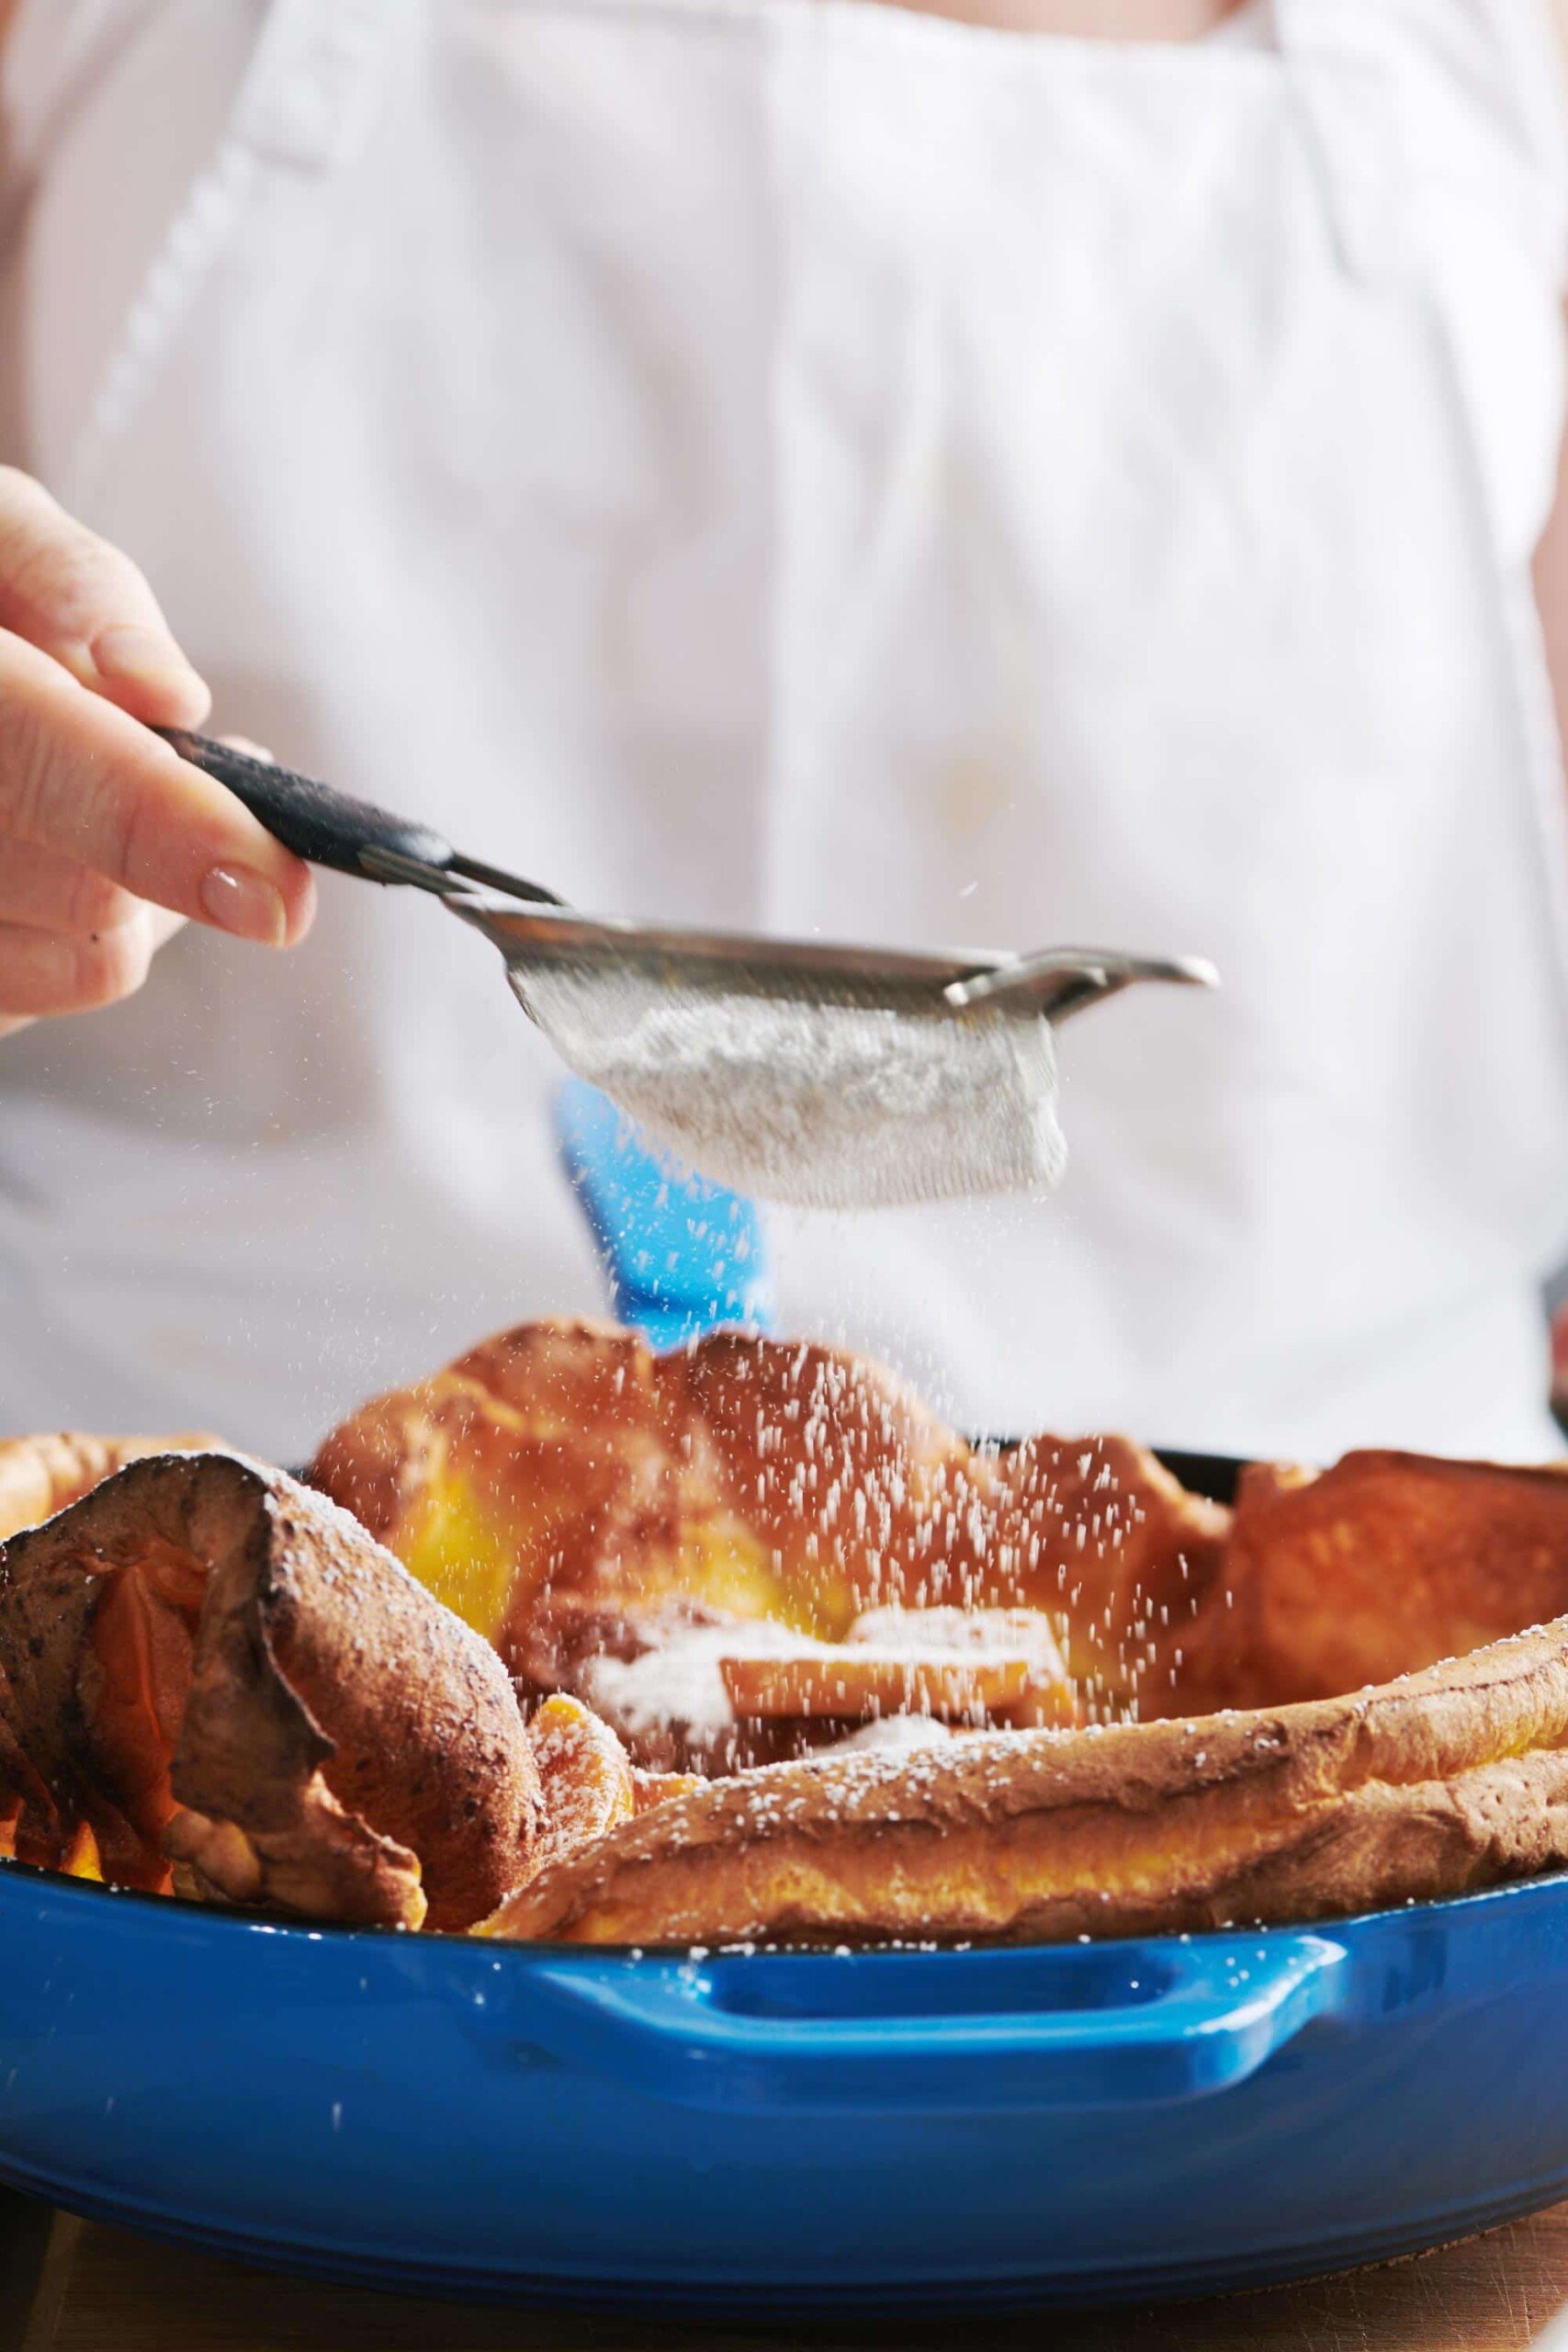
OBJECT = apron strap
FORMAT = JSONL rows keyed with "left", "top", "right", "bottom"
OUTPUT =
{"left": 1269, "top": 0, "right": 1414, "bottom": 281}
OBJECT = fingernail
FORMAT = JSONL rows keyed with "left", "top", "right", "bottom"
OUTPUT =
{"left": 200, "top": 865, "right": 288, "bottom": 946}
{"left": 92, "top": 625, "right": 208, "bottom": 705}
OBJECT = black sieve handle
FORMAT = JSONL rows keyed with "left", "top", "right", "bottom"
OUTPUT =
{"left": 159, "top": 728, "right": 457, "bottom": 881}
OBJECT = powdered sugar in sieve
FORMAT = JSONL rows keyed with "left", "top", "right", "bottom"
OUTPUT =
{"left": 511, "top": 961, "right": 1067, "bottom": 1210}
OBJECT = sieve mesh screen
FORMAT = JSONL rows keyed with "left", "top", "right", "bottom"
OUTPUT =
{"left": 511, "top": 960, "right": 1067, "bottom": 1210}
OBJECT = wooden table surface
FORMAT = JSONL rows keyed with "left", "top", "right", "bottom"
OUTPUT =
{"left": 4, "top": 2194, "right": 1568, "bottom": 2352}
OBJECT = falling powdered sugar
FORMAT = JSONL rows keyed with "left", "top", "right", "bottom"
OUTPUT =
{"left": 513, "top": 965, "right": 1068, "bottom": 1210}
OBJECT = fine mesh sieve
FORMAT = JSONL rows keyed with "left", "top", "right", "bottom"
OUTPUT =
{"left": 162, "top": 730, "right": 1217, "bottom": 1210}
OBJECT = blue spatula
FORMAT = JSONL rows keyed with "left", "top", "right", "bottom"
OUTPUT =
{"left": 553, "top": 1080, "right": 773, "bottom": 1349}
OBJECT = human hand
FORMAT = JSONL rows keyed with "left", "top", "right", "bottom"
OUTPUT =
{"left": 0, "top": 467, "right": 314, "bottom": 1038}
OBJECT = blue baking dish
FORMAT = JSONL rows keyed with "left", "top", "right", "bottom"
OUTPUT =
{"left": 6, "top": 1102, "right": 1562, "bottom": 2312}
{"left": 2, "top": 1857, "right": 1568, "bottom": 2312}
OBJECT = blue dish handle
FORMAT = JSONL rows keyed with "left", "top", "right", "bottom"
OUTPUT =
{"left": 553, "top": 1080, "right": 773, "bottom": 1347}
{"left": 520, "top": 1936, "right": 1349, "bottom": 2114}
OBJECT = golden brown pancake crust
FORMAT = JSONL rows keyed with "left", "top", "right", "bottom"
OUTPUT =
{"left": 1190, "top": 1451, "right": 1568, "bottom": 1709}
{"left": 309, "top": 1319, "right": 1229, "bottom": 1748}
{"left": 0, "top": 1453, "right": 541, "bottom": 1928}
{"left": 487, "top": 1620, "right": 1568, "bottom": 1946}
{"left": 20, "top": 1329, "right": 1568, "bottom": 1952}
{"left": 0, "top": 1432, "right": 218, "bottom": 1545}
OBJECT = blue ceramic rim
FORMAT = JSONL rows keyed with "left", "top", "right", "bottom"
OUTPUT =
{"left": 3, "top": 1847, "right": 1564, "bottom": 1960}
{"left": 6, "top": 2146, "right": 1568, "bottom": 2313}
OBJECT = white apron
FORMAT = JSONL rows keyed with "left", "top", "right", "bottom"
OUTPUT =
{"left": 1, "top": 0, "right": 1566, "bottom": 1464}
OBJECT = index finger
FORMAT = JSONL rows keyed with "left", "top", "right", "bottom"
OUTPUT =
{"left": 0, "top": 467, "right": 210, "bottom": 727}
{"left": 0, "top": 628, "right": 315, "bottom": 945}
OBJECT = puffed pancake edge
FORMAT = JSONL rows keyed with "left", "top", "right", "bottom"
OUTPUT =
{"left": 486, "top": 1617, "right": 1568, "bottom": 1945}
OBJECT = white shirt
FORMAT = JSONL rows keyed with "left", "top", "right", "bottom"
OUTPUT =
{"left": 1, "top": 0, "right": 1566, "bottom": 1464}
